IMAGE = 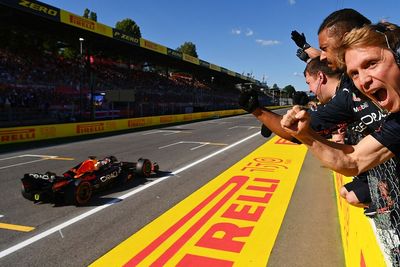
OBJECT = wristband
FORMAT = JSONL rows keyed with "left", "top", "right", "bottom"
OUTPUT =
{"left": 303, "top": 43, "right": 311, "bottom": 50}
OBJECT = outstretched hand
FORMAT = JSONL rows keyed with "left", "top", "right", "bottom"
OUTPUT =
{"left": 291, "top": 30, "right": 306, "bottom": 48}
{"left": 261, "top": 124, "right": 272, "bottom": 138}
{"left": 291, "top": 30, "right": 310, "bottom": 49}
{"left": 238, "top": 90, "right": 260, "bottom": 113}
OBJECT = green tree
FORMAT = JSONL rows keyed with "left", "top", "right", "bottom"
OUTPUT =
{"left": 83, "top": 8, "right": 97, "bottom": 21}
{"left": 115, "top": 18, "right": 142, "bottom": 38}
{"left": 83, "top": 8, "right": 90, "bottom": 18}
{"left": 272, "top": 83, "right": 279, "bottom": 90}
{"left": 282, "top": 85, "right": 296, "bottom": 97}
{"left": 90, "top": 12, "right": 97, "bottom": 22}
{"left": 176, "top": 42, "right": 198, "bottom": 58}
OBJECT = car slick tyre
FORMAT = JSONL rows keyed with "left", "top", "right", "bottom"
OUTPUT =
{"left": 65, "top": 181, "right": 92, "bottom": 206}
{"left": 21, "top": 185, "right": 34, "bottom": 201}
{"left": 135, "top": 158, "right": 152, "bottom": 177}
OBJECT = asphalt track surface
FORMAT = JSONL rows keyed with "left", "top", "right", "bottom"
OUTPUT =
{"left": 0, "top": 111, "right": 343, "bottom": 266}
{"left": 0, "top": 113, "right": 278, "bottom": 266}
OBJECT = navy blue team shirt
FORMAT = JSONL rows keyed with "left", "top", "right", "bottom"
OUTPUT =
{"left": 309, "top": 75, "right": 386, "bottom": 137}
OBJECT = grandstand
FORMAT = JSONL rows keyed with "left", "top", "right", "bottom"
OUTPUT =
{"left": 0, "top": 0, "right": 276, "bottom": 127}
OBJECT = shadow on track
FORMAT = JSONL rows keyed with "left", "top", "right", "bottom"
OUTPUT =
{"left": 28, "top": 170, "right": 174, "bottom": 208}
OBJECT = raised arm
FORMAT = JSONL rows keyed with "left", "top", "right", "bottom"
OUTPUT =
{"left": 238, "top": 90, "right": 296, "bottom": 141}
{"left": 291, "top": 30, "right": 321, "bottom": 62}
{"left": 280, "top": 106, "right": 394, "bottom": 176}
{"left": 252, "top": 107, "right": 294, "bottom": 140}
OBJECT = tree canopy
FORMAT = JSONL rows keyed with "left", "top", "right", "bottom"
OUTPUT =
{"left": 115, "top": 18, "right": 142, "bottom": 38}
{"left": 83, "top": 8, "right": 97, "bottom": 22}
{"left": 282, "top": 85, "right": 296, "bottom": 97}
{"left": 292, "top": 91, "right": 310, "bottom": 105}
{"left": 176, "top": 42, "right": 198, "bottom": 58}
{"left": 83, "top": 8, "right": 89, "bottom": 18}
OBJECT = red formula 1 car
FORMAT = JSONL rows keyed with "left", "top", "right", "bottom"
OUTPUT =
{"left": 21, "top": 156, "right": 159, "bottom": 206}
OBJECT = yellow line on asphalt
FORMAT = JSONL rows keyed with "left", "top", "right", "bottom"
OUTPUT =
{"left": 44, "top": 157, "right": 75, "bottom": 161}
{"left": 0, "top": 223, "right": 35, "bottom": 232}
{"left": 208, "top": 142, "right": 227, "bottom": 146}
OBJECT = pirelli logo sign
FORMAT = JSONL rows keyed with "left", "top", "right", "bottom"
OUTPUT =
{"left": 0, "top": 129, "right": 35, "bottom": 143}
{"left": 68, "top": 14, "right": 95, "bottom": 31}
{"left": 125, "top": 175, "right": 280, "bottom": 266}
{"left": 183, "top": 114, "right": 192, "bottom": 121}
{"left": 76, "top": 123, "right": 105, "bottom": 134}
{"left": 91, "top": 136, "right": 308, "bottom": 267}
{"left": 140, "top": 39, "right": 167, "bottom": 55}
{"left": 128, "top": 119, "right": 146, "bottom": 128}
{"left": 160, "top": 116, "right": 173, "bottom": 123}
{"left": 182, "top": 54, "right": 200, "bottom": 65}
{"left": 59, "top": 10, "right": 112, "bottom": 37}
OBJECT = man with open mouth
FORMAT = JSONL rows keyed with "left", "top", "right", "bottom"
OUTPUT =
{"left": 281, "top": 21, "right": 400, "bottom": 179}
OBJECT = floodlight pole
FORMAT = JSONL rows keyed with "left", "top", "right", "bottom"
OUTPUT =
{"left": 79, "top": 37, "right": 84, "bottom": 55}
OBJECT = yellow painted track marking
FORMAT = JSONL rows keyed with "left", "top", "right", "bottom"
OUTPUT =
{"left": 0, "top": 223, "right": 35, "bottom": 232}
{"left": 44, "top": 157, "right": 74, "bottom": 161}
{"left": 333, "top": 172, "right": 386, "bottom": 266}
{"left": 207, "top": 142, "right": 227, "bottom": 146}
{"left": 91, "top": 136, "right": 308, "bottom": 267}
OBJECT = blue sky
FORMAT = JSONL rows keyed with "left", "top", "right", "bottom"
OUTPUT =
{"left": 44, "top": 0, "right": 400, "bottom": 91}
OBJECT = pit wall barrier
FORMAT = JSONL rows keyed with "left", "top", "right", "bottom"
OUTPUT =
{"left": 0, "top": 109, "right": 260, "bottom": 145}
{"left": 333, "top": 172, "right": 388, "bottom": 266}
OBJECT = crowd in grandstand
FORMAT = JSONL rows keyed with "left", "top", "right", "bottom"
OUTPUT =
{"left": 0, "top": 45, "right": 240, "bottom": 126}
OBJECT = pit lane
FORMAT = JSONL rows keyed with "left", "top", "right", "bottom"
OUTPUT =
{"left": 0, "top": 113, "right": 283, "bottom": 266}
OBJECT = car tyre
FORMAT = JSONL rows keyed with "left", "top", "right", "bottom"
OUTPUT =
{"left": 65, "top": 181, "right": 92, "bottom": 206}
{"left": 21, "top": 185, "right": 34, "bottom": 200}
{"left": 135, "top": 158, "right": 152, "bottom": 177}
{"left": 152, "top": 162, "right": 160, "bottom": 173}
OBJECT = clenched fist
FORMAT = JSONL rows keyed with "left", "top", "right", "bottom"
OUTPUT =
{"left": 238, "top": 90, "right": 260, "bottom": 113}
{"left": 280, "top": 105, "right": 311, "bottom": 137}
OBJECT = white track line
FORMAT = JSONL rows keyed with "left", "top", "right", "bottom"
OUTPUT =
{"left": 0, "top": 159, "right": 49, "bottom": 170}
{"left": 0, "top": 155, "right": 59, "bottom": 170}
{"left": 0, "top": 154, "right": 56, "bottom": 161}
{"left": 158, "top": 141, "right": 182, "bottom": 149}
{"left": 0, "top": 132, "right": 260, "bottom": 259}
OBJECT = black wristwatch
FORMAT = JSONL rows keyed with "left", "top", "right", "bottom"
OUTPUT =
{"left": 303, "top": 43, "right": 311, "bottom": 50}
